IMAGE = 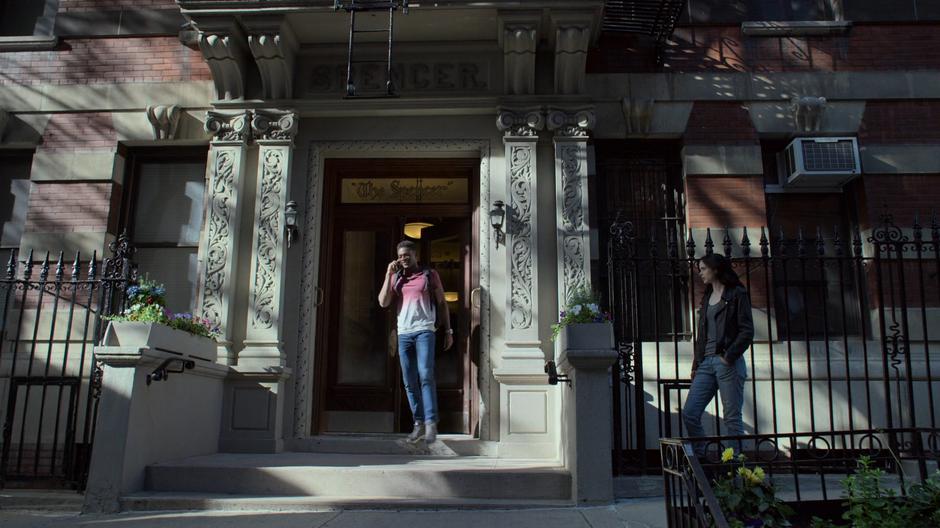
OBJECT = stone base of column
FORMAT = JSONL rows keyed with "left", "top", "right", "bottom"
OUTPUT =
{"left": 238, "top": 340, "right": 287, "bottom": 369}
{"left": 219, "top": 366, "right": 292, "bottom": 453}
{"left": 557, "top": 323, "right": 617, "bottom": 505}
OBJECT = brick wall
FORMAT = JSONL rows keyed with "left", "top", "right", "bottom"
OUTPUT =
{"left": 589, "top": 24, "right": 940, "bottom": 74}
{"left": 684, "top": 175, "right": 766, "bottom": 229}
{"left": 684, "top": 102, "right": 758, "bottom": 145}
{"left": 25, "top": 182, "right": 113, "bottom": 233}
{"left": 860, "top": 174, "right": 940, "bottom": 226}
{"left": 0, "top": 37, "right": 210, "bottom": 87}
{"left": 859, "top": 101, "right": 940, "bottom": 144}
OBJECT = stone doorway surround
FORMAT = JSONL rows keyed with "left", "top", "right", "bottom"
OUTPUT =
{"left": 291, "top": 139, "right": 494, "bottom": 441}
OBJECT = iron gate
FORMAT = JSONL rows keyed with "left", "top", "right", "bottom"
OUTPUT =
{"left": 607, "top": 212, "right": 940, "bottom": 474}
{"left": 0, "top": 235, "right": 134, "bottom": 489}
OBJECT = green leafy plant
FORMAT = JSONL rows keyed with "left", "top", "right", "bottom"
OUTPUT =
{"left": 809, "top": 456, "right": 940, "bottom": 528}
{"left": 550, "top": 286, "right": 612, "bottom": 341}
{"left": 106, "top": 277, "right": 219, "bottom": 340}
{"left": 712, "top": 447, "right": 794, "bottom": 528}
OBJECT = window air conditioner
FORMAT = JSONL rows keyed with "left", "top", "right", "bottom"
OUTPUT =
{"left": 777, "top": 137, "right": 861, "bottom": 188}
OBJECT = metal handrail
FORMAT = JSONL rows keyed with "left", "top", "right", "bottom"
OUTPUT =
{"left": 661, "top": 438, "right": 730, "bottom": 528}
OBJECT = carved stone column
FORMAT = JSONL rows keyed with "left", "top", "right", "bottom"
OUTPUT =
{"left": 199, "top": 110, "right": 250, "bottom": 365}
{"left": 497, "top": 108, "right": 544, "bottom": 359}
{"left": 547, "top": 107, "right": 596, "bottom": 306}
{"left": 239, "top": 109, "right": 298, "bottom": 369}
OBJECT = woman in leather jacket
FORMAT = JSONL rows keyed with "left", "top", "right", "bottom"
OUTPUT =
{"left": 681, "top": 253, "right": 754, "bottom": 458}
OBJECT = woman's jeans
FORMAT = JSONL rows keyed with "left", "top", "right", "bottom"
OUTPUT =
{"left": 398, "top": 330, "right": 438, "bottom": 424}
{"left": 682, "top": 354, "right": 747, "bottom": 458}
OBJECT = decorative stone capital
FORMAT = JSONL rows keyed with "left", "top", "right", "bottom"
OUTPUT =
{"left": 195, "top": 18, "right": 250, "bottom": 100}
{"left": 205, "top": 110, "right": 251, "bottom": 143}
{"left": 245, "top": 17, "right": 298, "bottom": 100}
{"left": 498, "top": 11, "right": 540, "bottom": 96}
{"left": 146, "top": 105, "right": 182, "bottom": 140}
{"left": 546, "top": 107, "right": 595, "bottom": 138}
{"left": 0, "top": 108, "right": 9, "bottom": 142}
{"left": 251, "top": 109, "right": 298, "bottom": 142}
{"left": 793, "top": 95, "right": 827, "bottom": 133}
{"left": 497, "top": 107, "right": 544, "bottom": 138}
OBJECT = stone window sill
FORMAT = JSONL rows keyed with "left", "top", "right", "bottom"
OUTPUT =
{"left": 741, "top": 20, "right": 852, "bottom": 37}
{"left": 0, "top": 35, "right": 59, "bottom": 52}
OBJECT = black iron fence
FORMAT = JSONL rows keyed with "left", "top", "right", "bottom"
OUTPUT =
{"left": 661, "top": 428, "right": 940, "bottom": 527}
{"left": 607, "top": 212, "right": 940, "bottom": 475}
{"left": 0, "top": 236, "right": 134, "bottom": 490}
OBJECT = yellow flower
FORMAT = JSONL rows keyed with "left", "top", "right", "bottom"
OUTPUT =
{"left": 737, "top": 467, "right": 764, "bottom": 486}
{"left": 753, "top": 466, "right": 766, "bottom": 482}
{"left": 721, "top": 447, "right": 735, "bottom": 463}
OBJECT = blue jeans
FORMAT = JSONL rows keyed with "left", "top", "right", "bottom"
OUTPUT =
{"left": 682, "top": 355, "right": 747, "bottom": 457}
{"left": 398, "top": 330, "right": 438, "bottom": 424}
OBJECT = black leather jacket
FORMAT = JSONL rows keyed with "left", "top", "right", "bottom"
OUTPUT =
{"left": 692, "top": 284, "right": 754, "bottom": 371}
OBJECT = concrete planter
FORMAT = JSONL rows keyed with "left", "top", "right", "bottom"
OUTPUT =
{"left": 103, "top": 321, "right": 217, "bottom": 362}
{"left": 558, "top": 322, "right": 614, "bottom": 351}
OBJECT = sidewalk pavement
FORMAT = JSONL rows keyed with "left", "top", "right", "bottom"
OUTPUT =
{"left": 0, "top": 497, "right": 666, "bottom": 528}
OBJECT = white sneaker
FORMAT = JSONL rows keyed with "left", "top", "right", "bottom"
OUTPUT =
{"left": 424, "top": 422, "right": 438, "bottom": 443}
{"left": 407, "top": 422, "right": 425, "bottom": 443}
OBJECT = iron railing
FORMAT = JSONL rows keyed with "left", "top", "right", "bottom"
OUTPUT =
{"left": 662, "top": 428, "right": 940, "bottom": 526}
{"left": 0, "top": 235, "right": 135, "bottom": 490}
{"left": 608, "top": 212, "right": 940, "bottom": 475}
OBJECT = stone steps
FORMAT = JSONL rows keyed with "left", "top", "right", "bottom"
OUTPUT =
{"left": 120, "top": 492, "right": 572, "bottom": 512}
{"left": 141, "top": 452, "right": 571, "bottom": 505}
{"left": 286, "top": 434, "right": 498, "bottom": 457}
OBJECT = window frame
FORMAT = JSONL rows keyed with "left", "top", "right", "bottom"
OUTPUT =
{"left": 0, "top": 148, "right": 34, "bottom": 257}
{"left": 119, "top": 146, "right": 210, "bottom": 312}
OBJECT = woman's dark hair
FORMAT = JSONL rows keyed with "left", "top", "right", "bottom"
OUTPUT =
{"left": 700, "top": 253, "right": 743, "bottom": 289}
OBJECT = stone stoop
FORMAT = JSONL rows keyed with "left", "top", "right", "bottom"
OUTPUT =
{"left": 124, "top": 452, "right": 572, "bottom": 511}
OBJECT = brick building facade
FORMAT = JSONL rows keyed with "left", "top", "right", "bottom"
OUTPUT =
{"left": 0, "top": 0, "right": 938, "bottom": 511}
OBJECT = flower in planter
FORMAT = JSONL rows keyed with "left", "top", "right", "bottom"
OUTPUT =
{"left": 106, "top": 278, "right": 219, "bottom": 341}
{"left": 550, "top": 286, "right": 613, "bottom": 341}
{"left": 712, "top": 448, "right": 793, "bottom": 528}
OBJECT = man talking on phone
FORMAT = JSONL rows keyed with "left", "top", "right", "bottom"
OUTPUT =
{"left": 378, "top": 240, "right": 453, "bottom": 443}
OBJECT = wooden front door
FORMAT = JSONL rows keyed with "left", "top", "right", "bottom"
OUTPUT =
{"left": 314, "top": 159, "right": 479, "bottom": 435}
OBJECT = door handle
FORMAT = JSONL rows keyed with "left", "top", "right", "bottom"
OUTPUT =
{"left": 314, "top": 286, "right": 325, "bottom": 306}
{"left": 470, "top": 287, "right": 481, "bottom": 309}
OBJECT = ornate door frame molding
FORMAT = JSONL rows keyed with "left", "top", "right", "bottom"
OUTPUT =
{"left": 292, "top": 139, "right": 493, "bottom": 439}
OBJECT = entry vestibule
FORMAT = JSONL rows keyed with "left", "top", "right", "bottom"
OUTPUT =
{"left": 313, "top": 158, "right": 480, "bottom": 435}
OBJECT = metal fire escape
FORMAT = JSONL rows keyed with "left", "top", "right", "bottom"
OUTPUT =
{"left": 602, "top": 0, "right": 687, "bottom": 41}
{"left": 334, "top": 0, "right": 410, "bottom": 98}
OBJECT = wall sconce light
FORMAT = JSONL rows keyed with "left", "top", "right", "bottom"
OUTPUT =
{"left": 285, "top": 200, "right": 299, "bottom": 248}
{"left": 544, "top": 360, "right": 571, "bottom": 387}
{"left": 489, "top": 200, "right": 506, "bottom": 247}
{"left": 443, "top": 291, "right": 459, "bottom": 303}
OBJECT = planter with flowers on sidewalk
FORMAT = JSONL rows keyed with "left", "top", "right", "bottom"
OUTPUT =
{"left": 552, "top": 287, "right": 618, "bottom": 505}
{"left": 102, "top": 278, "right": 220, "bottom": 361}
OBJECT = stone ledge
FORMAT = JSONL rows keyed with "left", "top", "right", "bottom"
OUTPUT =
{"left": 741, "top": 20, "right": 852, "bottom": 37}
{"left": 0, "top": 35, "right": 58, "bottom": 52}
